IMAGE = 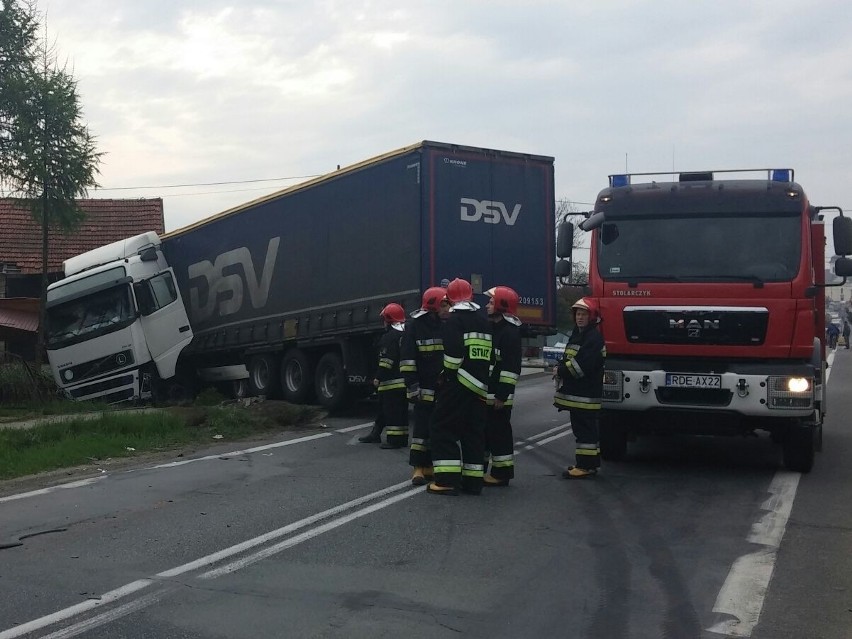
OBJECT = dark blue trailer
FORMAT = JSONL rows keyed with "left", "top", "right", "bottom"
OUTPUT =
{"left": 161, "top": 141, "right": 556, "bottom": 408}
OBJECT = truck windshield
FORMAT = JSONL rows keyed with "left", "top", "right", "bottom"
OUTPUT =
{"left": 46, "top": 285, "right": 135, "bottom": 349}
{"left": 596, "top": 214, "right": 801, "bottom": 282}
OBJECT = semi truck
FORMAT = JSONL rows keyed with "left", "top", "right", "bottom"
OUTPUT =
{"left": 45, "top": 141, "right": 556, "bottom": 409}
{"left": 557, "top": 168, "right": 852, "bottom": 472}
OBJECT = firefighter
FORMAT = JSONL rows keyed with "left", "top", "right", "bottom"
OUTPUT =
{"left": 482, "top": 286, "right": 522, "bottom": 487}
{"left": 369, "top": 303, "right": 409, "bottom": 449}
{"left": 428, "top": 278, "right": 492, "bottom": 496}
{"left": 400, "top": 287, "right": 447, "bottom": 485}
{"left": 553, "top": 297, "right": 605, "bottom": 479}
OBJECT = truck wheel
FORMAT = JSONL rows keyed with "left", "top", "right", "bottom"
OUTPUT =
{"left": 782, "top": 422, "right": 816, "bottom": 473}
{"left": 280, "top": 349, "right": 315, "bottom": 404}
{"left": 600, "top": 415, "right": 628, "bottom": 461}
{"left": 314, "top": 352, "right": 349, "bottom": 411}
{"left": 248, "top": 354, "right": 279, "bottom": 398}
{"left": 219, "top": 379, "right": 249, "bottom": 400}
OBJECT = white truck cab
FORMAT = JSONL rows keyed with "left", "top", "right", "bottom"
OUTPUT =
{"left": 46, "top": 232, "right": 193, "bottom": 403}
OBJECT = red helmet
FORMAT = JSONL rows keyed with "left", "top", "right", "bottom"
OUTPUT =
{"left": 380, "top": 303, "right": 405, "bottom": 323}
{"left": 446, "top": 278, "right": 473, "bottom": 304}
{"left": 572, "top": 297, "right": 600, "bottom": 323}
{"left": 420, "top": 286, "right": 447, "bottom": 313}
{"left": 486, "top": 286, "right": 519, "bottom": 315}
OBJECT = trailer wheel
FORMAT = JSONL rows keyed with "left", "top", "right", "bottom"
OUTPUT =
{"left": 314, "top": 352, "right": 348, "bottom": 411}
{"left": 600, "top": 414, "right": 628, "bottom": 461}
{"left": 219, "top": 379, "right": 249, "bottom": 400}
{"left": 782, "top": 421, "right": 816, "bottom": 473}
{"left": 248, "top": 354, "right": 279, "bottom": 398}
{"left": 280, "top": 349, "right": 315, "bottom": 404}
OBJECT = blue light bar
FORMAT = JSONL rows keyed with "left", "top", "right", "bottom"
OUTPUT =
{"left": 771, "top": 169, "right": 791, "bottom": 182}
{"left": 610, "top": 174, "right": 630, "bottom": 187}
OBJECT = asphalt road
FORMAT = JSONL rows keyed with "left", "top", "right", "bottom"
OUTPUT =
{"left": 1, "top": 359, "right": 851, "bottom": 639}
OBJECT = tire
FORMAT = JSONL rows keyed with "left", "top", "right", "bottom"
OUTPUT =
{"left": 247, "top": 354, "right": 279, "bottom": 397}
{"left": 280, "top": 348, "right": 315, "bottom": 404}
{"left": 600, "top": 414, "right": 628, "bottom": 461}
{"left": 219, "top": 378, "right": 249, "bottom": 400}
{"left": 314, "top": 352, "right": 349, "bottom": 411}
{"left": 782, "top": 421, "right": 816, "bottom": 473}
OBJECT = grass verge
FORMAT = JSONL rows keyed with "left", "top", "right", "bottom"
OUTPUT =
{"left": 0, "top": 401, "right": 323, "bottom": 480}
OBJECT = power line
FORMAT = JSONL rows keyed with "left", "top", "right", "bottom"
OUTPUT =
{"left": 92, "top": 174, "right": 322, "bottom": 191}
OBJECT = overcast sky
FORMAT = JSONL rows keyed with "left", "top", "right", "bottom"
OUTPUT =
{"left": 39, "top": 0, "right": 852, "bottom": 249}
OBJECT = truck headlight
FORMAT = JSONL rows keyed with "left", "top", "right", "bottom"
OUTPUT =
{"left": 767, "top": 376, "right": 813, "bottom": 410}
{"left": 786, "top": 377, "right": 809, "bottom": 393}
{"left": 602, "top": 370, "right": 623, "bottom": 402}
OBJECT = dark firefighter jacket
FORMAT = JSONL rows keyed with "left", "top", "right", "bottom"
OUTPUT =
{"left": 375, "top": 325, "right": 406, "bottom": 393}
{"left": 400, "top": 313, "right": 444, "bottom": 402}
{"left": 488, "top": 319, "right": 522, "bottom": 406}
{"left": 442, "top": 304, "right": 492, "bottom": 399}
{"left": 553, "top": 324, "right": 605, "bottom": 411}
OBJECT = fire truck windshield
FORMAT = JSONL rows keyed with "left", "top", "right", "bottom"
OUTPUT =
{"left": 596, "top": 214, "right": 801, "bottom": 282}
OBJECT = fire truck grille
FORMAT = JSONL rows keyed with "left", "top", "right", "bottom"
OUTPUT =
{"left": 624, "top": 308, "right": 768, "bottom": 346}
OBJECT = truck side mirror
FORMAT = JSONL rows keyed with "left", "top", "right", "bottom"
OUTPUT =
{"left": 139, "top": 246, "right": 159, "bottom": 262}
{"left": 835, "top": 257, "right": 852, "bottom": 278}
{"left": 833, "top": 215, "right": 852, "bottom": 256}
{"left": 555, "top": 259, "right": 572, "bottom": 277}
{"left": 556, "top": 221, "right": 573, "bottom": 259}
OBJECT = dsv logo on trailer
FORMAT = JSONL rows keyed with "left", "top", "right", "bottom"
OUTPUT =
{"left": 460, "top": 198, "right": 522, "bottom": 226}
{"left": 187, "top": 237, "right": 280, "bottom": 321}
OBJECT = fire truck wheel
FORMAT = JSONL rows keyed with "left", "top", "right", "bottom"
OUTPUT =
{"left": 781, "top": 422, "right": 816, "bottom": 473}
{"left": 600, "top": 415, "right": 628, "bottom": 461}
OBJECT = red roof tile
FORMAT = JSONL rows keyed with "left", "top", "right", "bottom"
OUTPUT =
{"left": 0, "top": 198, "right": 164, "bottom": 274}
{"left": 0, "top": 297, "right": 39, "bottom": 334}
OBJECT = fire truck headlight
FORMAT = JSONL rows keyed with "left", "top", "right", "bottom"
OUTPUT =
{"left": 787, "top": 377, "right": 809, "bottom": 393}
{"left": 767, "top": 375, "right": 813, "bottom": 410}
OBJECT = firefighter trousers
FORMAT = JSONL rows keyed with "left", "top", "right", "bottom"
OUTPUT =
{"left": 378, "top": 389, "right": 409, "bottom": 447}
{"left": 409, "top": 400, "right": 434, "bottom": 468}
{"left": 569, "top": 409, "right": 601, "bottom": 470}
{"left": 429, "top": 380, "right": 486, "bottom": 494}
{"left": 485, "top": 405, "right": 514, "bottom": 481}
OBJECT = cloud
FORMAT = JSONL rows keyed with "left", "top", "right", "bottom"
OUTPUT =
{"left": 37, "top": 0, "right": 852, "bottom": 232}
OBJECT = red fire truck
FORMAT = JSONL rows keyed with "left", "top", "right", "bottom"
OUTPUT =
{"left": 558, "top": 169, "right": 852, "bottom": 472}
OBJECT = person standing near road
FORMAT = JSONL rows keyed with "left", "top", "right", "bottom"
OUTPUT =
{"left": 482, "top": 286, "right": 522, "bottom": 487}
{"left": 553, "top": 298, "right": 605, "bottom": 479}
{"left": 827, "top": 322, "right": 840, "bottom": 350}
{"left": 427, "top": 278, "right": 492, "bottom": 496}
{"left": 843, "top": 320, "right": 850, "bottom": 350}
{"left": 400, "top": 287, "right": 448, "bottom": 485}
{"left": 363, "top": 303, "right": 409, "bottom": 449}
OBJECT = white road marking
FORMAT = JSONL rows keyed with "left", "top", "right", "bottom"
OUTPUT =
{"left": 0, "top": 427, "right": 567, "bottom": 638}
{"left": 156, "top": 481, "right": 411, "bottom": 578}
{"left": 0, "top": 579, "right": 153, "bottom": 639}
{"left": 707, "top": 349, "right": 834, "bottom": 636}
{"left": 200, "top": 486, "right": 424, "bottom": 579}
{"left": 0, "top": 422, "right": 375, "bottom": 503}
{"left": 707, "top": 472, "right": 801, "bottom": 637}
{"left": 0, "top": 477, "right": 106, "bottom": 504}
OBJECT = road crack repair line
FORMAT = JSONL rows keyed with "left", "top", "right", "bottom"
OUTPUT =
{"left": 0, "top": 422, "right": 572, "bottom": 638}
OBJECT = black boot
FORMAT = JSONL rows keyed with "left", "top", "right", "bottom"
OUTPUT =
{"left": 358, "top": 422, "right": 382, "bottom": 444}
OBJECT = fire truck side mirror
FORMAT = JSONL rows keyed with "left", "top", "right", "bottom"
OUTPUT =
{"left": 834, "top": 257, "right": 852, "bottom": 278}
{"left": 556, "top": 221, "right": 574, "bottom": 259}
{"left": 555, "top": 259, "right": 572, "bottom": 277}
{"left": 833, "top": 215, "right": 852, "bottom": 256}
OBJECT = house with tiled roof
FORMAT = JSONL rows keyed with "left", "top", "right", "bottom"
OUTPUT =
{"left": 0, "top": 198, "right": 164, "bottom": 360}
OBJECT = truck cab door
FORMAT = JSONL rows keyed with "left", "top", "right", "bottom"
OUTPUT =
{"left": 135, "top": 269, "right": 193, "bottom": 379}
